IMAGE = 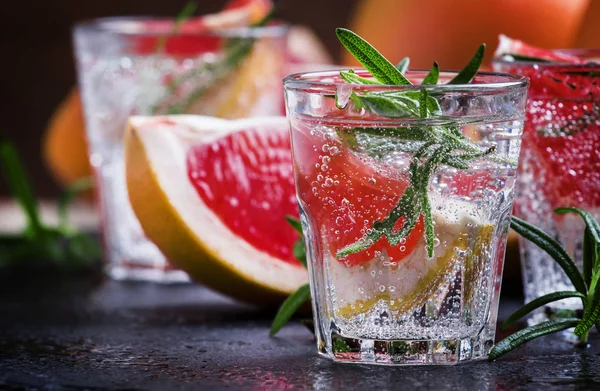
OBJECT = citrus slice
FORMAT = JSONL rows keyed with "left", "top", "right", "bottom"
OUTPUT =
{"left": 291, "top": 121, "right": 424, "bottom": 267}
{"left": 494, "top": 34, "right": 584, "bottom": 63}
{"left": 125, "top": 115, "right": 307, "bottom": 305}
{"left": 332, "top": 198, "right": 494, "bottom": 317}
{"left": 134, "top": 0, "right": 273, "bottom": 55}
{"left": 183, "top": 38, "right": 284, "bottom": 118}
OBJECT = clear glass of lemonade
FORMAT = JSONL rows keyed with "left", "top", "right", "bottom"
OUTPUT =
{"left": 493, "top": 52, "right": 600, "bottom": 325}
{"left": 73, "top": 18, "right": 288, "bottom": 282}
{"left": 284, "top": 70, "right": 528, "bottom": 364}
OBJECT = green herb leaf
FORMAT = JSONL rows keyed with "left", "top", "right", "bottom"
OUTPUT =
{"left": 575, "top": 266, "right": 600, "bottom": 336}
{"left": 358, "top": 95, "right": 418, "bottom": 117}
{"left": 285, "top": 215, "right": 303, "bottom": 235}
{"left": 65, "top": 232, "right": 102, "bottom": 266}
{"left": 575, "top": 295, "right": 600, "bottom": 336}
{"left": 58, "top": 177, "right": 94, "bottom": 231}
{"left": 501, "top": 53, "right": 552, "bottom": 63}
{"left": 336, "top": 28, "right": 411, "bottom": 85}
{"left": 155, "top": 1, "right": 198, "bottom": 53}
{"left": 0, "top": 141, "right": 42, "bottom": 237}
{"left": 0, "top": 142, "right": 101, "bottom": 270}
{"left": 269, "top": 283, "right": 311, "bottom": 336}
{"left": 583, "top": 227, "right": 598, "bottom": 287}
{"left": 396, "top": 57, "right": 410, "bottom": 73}
{"left": 510, "top": 216, "right": 586, "bottom": 294}
{"left": 293, "top": 240, "right": 307, "bottom": 269}
{"left": 285, "top": 215, "right": 307, "bottom": 269}
{"left": 489, "top": 318, "right": 580, "bottom": 360}
{"left": 448, "top": 44, "right": 486, "bottom": 84}
{"left": 422, "top": 62, "right": 439, "bottom": 85}
{"left": 555, "top": 207, "right": 600, "bottom": 245}
{"left": 340, "top": 70, "right": 383, "bottom": 85}
{"left": 502, "top": 291, "right": 585, "bottom": 328}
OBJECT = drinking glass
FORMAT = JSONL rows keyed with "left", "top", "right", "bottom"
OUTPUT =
{"left": 74, "top": 18, "right": 288, "bottom": 282}
{"left": 284, "top": 70, "right": 528, "bottom": 364}
{"left": 494, "top": 53, "right": 600, "bottom": 325}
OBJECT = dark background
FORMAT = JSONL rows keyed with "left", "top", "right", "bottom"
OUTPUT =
{"left": 0, "top": 0, "right": 353, "bottom": 198}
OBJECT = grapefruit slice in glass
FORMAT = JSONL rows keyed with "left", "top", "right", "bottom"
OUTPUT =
{"left": 125, "top": 115, "right": 307, "bottom": 305}
{"left": 494, "top": 34, "right": 584, "bottom": 64}
{"left": 134, "top": 0, "right": 273, "bottom": 55}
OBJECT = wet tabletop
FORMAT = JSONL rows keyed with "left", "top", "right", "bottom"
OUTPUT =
{"left": 0, "top": 275, "right": 599, "bottom": 391}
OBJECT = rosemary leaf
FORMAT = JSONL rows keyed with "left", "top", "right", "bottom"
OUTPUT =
{"left": 270, "top": 283, "right": 311, "bottom": 336}
{"left": 448, "top": 44, "right": 486, "bottom": 84}
{"left": 0, "top": 141, "right": 42, "bottom": 236}
{"left": 396, "top": 57, "right": 410, "bottom": 73}
{"left": 583, "top": 227, "right": 597, "bottom": 287}
{"left": 510, "top": 216, "right": 586, "bottom": 294}
{"left": 285, "top": 215, "right": 303, "bottom": 235}
{"left": 340, "top": 70, "right": 383, "bottom": 85}
{"left": 422, "top": 62, "right": 440, "bottom": 85}
{"left": 336, "top": 28, "right": 411, "bottom": 85}
{"left": 502, "top": 291, "right": 586, "bottom": 328}
{"left": 489, "top": 319, "right": 580, "bottom": 360}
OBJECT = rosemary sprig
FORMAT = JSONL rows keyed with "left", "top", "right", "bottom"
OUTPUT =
{"left": 490, "top": 210, "right": 600, "bottom": 359}
{"left": 0, "top": 141, "right": 100, "bottom": 270}
{"left": 154, "top": 1, "right": 198, "bottom": 53}
{"left": 333, "top": 28, "right": 492, "bottom": 259}
{"left": 151, "top": 8, "right": 276, "bottom": 115}
{"left": 269, "top": 216, "right": 309, "bottom": 336}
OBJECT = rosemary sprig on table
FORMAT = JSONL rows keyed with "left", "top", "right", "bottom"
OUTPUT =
{"left": 332, "top": 28, "right": 499, "bottom": 259}
{"left": 490, "top": 209, "right": 600, "bottom": 359}
{"left": 269, "top": 216, "right": 309, "bottom": 336}
{"left": 0, "top": 141, "right": 100, "bottom": 270}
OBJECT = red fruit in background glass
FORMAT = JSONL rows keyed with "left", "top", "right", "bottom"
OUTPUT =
{"left": 496, "top": 35, "right": 600, "bottom": 208}
{"left": 132, "top": 0, "right": 272, "bottom": 56}
{"left": 495, "top": 34, "right": 584, "bottom": 64}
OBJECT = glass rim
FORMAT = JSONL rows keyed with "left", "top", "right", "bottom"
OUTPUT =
{"left": 73, "top": 16, "right": 289, "bottom": 38}
{"left": 283, "top": 69, "right": 529, "bottom": 92}
{"left": 492, "top": 48, "right": 600, "bottom": 68}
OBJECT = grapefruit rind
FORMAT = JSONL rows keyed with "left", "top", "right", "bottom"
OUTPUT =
{"left": 125, "top": 115, "right": 307, "bottom": 306}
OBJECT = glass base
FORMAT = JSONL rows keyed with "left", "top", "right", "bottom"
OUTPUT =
{"left": 319, "top": 332, "right": 492, "bottom": 365}
{"left": 109, "top": 264, "right": 190, "bottom": 283}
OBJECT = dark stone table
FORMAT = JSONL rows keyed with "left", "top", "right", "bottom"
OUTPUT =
{"left": 1, "top": 276, "right": 599, "bottom": 391}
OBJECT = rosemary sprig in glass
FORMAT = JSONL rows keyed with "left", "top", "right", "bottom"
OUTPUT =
{"left": 271, "top": 27, "right": 497, "bottom": 335}
{"left": 151, "top": 7, "right": 276, "bottom": 115}
{"left": 332, "top": 28, "right": 499, "bottom": 259}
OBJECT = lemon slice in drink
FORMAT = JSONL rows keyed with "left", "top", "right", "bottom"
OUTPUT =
{"left": 332, "top": 198, "right": 495, "bottom": 317}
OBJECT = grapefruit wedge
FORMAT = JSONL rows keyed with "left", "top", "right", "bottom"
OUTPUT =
{"left": 494, "top": 34, "right": 584, "bottom": 64}
{"left": 125, "top": 116, "right": 307, "bottom": 305}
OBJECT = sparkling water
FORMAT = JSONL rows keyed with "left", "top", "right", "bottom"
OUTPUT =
{"left": 291, "top": 116, "right": 523, "bottom": 364}
{"left": 285, "top": 70, "right": 528, "bottom": 365}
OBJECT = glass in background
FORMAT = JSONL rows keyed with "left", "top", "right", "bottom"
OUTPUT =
{"left": 494, "top": 52, "right": 600, "bottom": 325}
{"left": 73, "top": 18, "right": 288, "bottom": 282}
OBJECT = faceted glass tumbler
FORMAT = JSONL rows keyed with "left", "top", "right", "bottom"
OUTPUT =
{"left": 493, "top": 53, "right": 600, "bottom": 325}
{"left": 73, "top": 18, "right": 288, "bottom": 282}
{"left": 284, "top": 70, "right": 529, "bottom": 365}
